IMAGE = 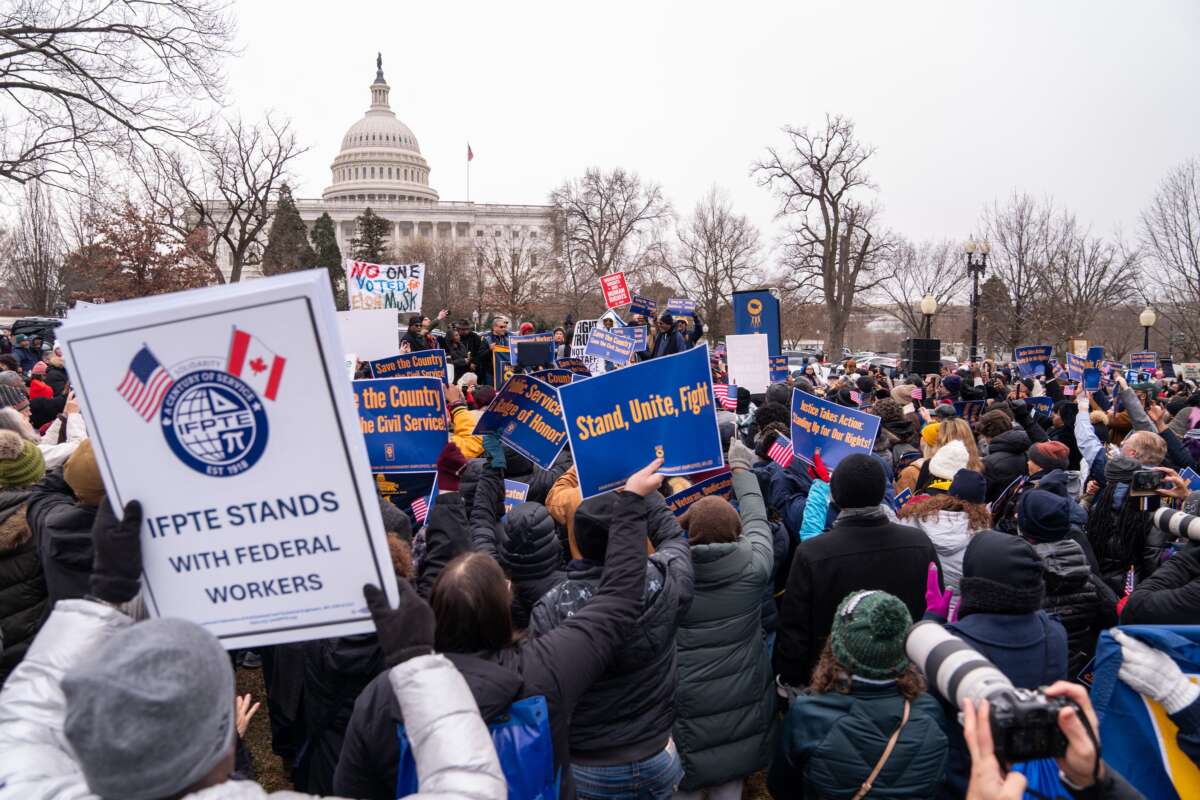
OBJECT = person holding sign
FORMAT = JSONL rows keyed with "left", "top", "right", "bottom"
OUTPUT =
{"left": 648, "top": 313, "right": 687, "bottom": 359}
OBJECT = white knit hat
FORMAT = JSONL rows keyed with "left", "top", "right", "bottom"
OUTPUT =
{"left": 930, "top": 439, "right": 970, "bottom": 480}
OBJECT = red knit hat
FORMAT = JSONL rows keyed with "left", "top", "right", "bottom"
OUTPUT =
{"left": 519, "top": 322, "right": 535, "bottom": 335}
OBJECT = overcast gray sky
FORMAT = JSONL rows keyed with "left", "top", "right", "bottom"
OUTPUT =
{"left": 228, "top": 0, "right": 1198, "bottom": 255}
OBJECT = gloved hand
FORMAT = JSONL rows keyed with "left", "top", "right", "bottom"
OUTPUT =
{"left": 727, "top": 439, "right": 754, "bottom": 472}
{"left": 1010, "top": 398, "right": 1030, "bottom": 420}
{"left": 482, "top": 434, "right": 507, "bottom": 471}
{"left": 1113, "top": 628, "right": 1200, "bottom": 714}
{"left": 810, "top": 451, "right": 830, "bottom": 483}
{"left": 435, "top": 442, "right": 469, "bottom": 492}
{"left": 90, "top": 498, "right": 143, "bottom": 604}
{"left": 923, "top": 562, "right": 953, "bottom": 620}
{"left": 364, "top": 580, "right": 435, "bottom": 667}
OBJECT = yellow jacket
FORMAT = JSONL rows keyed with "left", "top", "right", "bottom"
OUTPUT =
{"left": 449, "top": 405, "right": 484, "bottom": 459}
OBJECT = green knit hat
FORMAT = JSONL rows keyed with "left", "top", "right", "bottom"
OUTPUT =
{"left": 0, "top": 430, "right": 46, "bottom": 487}
{"left": 830, "top": 590, "right": 913, "bottom": 680}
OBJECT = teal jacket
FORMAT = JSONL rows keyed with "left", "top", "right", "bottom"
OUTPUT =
{"left": 768, "top": 680, "right": 948, "bottom": 800}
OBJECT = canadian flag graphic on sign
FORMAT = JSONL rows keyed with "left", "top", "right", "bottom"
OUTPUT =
{"left": 226, "top": 327, "right": 286, "bottom": 401}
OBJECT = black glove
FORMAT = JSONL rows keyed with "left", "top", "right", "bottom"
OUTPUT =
{"left": 1010, "top": 398, "right": 1030, "bottom": 420}
{"left": 90, "top": 499, "right": 143, "bottom": 604}
{"left": 364, "top": 580, "right": 435, "bottom": 667}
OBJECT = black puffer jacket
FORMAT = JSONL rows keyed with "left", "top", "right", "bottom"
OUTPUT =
{"left": 982, "top": 429, "right": 1031, "bottom": 503}
{"left": 0, "top": 487, "right": 47, "bottom": 685}
{"left": 1032, "top": 539, "right": 1118, "bottom": 677}
{"left": 459, "top": 447, "right": 573, "bottom": 512}
{"left": 530, "top": 499, "right": 695, "bottom": 763}
{"left": 26, "top": 470, "right": 98, "bottom": 604}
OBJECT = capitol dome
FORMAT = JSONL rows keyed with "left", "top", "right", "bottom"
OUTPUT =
{"left": 322, "top": 55, "right": 439, "bottom": 205}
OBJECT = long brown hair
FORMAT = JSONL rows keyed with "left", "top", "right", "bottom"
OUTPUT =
{"left": 899, "top": 493, "right": 992, "bottom": 531}
{"left": 808, "top": 641, "right": 926, "bottom": 702}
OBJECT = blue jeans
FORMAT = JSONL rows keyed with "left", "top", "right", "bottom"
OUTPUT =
{"left": 572, "top": 744, "right": 684, "bottom": 800}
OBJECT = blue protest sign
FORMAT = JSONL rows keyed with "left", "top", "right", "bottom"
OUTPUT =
{"left": 664, "top": 470, "right": 734, "bottom": 517}
{"left": 893, "top": 488, "right": 913, "bottom": 511}
{"left": 559, "top": 344, "right": 723, "bottom": 499}
{"left": 1066, "top": 353, "right": 1086, "bottom": 382}
{"left": 369, "top": 349, "right": 447, "bottom": 381}
{"left": 629, "top": 295, "right": 657, "bottom": 318}
{"left": 529, "top": 368, "right": 573, "bottom": 388}
{"left": 472, "top": 375, "right": 568, "bottom": 469}
{"left": 502, "top": 479, "right": 530, "bottom": 520}
{"left": 1014, "top": 345, "right": 1053, "bottom": 378}
{"left": 1179, "top": 467, "right": 1200, "bottom": 491}
{"left": 953, "top": 400, "right": 984, "bottom": 423}
{"left": 666, "top": 297, "right": 697, "bottom": 318}
{"left": 1130, "top": 352, "right": 1158, "bottom": 372}
{"left": 354, "top": 377, "right": 447, "bottom": 473}
{"left": 770, "top": 355, "right": 790, "bottom": 383}
{"left": 492, "top": 346, "right": 514, "bottom": 386}
{"left": 584, "top": 327, "right": 637, "bottom": 365}
{"left": 1083, "top": 368, "right": 1101, "bottom": 392}
{"left": 374, "top": 472, "right": 436, "bottom": 514}
{"left": 733, "top": 290, "right": 781, "bottom": 357}
{"left": 612, "top": 325, "right": 648, "bottom": 351}
{"left": 510, "top": 332, "right": 557, "bottom": 367}
{"left": 1027, "top": 397, "right": 1054, "bottom": 416}
{"left": 790, "top": 389, "right": 881, "bottom": 470}
{"left": 556, "top": 357, "right": 591, "bottom": 377}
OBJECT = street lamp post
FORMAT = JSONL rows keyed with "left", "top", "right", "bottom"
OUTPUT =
{"left": 965, "top": 237, "right": 990, "bottom": 362}
{"left": 920, "top": 294, "right": 937, "bottom": 339}
{"left": 1140, "top": 307, "right": 1156, "bottom": 351}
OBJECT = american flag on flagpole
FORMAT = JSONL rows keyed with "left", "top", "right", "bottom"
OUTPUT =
{"left": 117, "top": 346, "right": 173, "bottom": 421}
{"left": 767, "top": 434, "right": 795, "bottom": 468}
{"left": 713, "top": 383, "right": 738, "bottom": 411}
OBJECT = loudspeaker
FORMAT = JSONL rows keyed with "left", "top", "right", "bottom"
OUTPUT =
{"left": 901, "top": 338, "right": 942, "bottom": 376}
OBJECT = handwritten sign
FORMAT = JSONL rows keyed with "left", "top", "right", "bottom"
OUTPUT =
{"left": 369, "top": 349, "right": 447, "bottom": 381}
{"left": 790, "top": 389, "right": 881, "bottom": 470}
{"left": 472, "top": 375, "right": 569, "bottom": 469}
{"left": 346, "top": 260, "right": 425, "bottom": 312}
{"left": 354, "top": 377, "right": 448, "bottom": 473}
{"left": 600, "top": 271, "right": 632, "bottom": 308}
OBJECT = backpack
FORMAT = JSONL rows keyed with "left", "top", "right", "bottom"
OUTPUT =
{"left": 394, "top": 694, "right": 558, "bottom": 800}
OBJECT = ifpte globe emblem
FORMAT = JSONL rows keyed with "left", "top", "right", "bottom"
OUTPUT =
{"left": 160, "top": 370, "right": 269, "bottom": 477}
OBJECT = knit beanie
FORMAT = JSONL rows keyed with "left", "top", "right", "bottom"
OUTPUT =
{"left": 0, "top": 371, "right": 22, "bottom": 388}
{"left": 830, "top": 590, "right": 913, "bottom": 680}
{"left": 0, "top": 384, "right": 29, "bottom": 412}
{"left": 830, "top": 453, "right": 886, "bottom": 509}
{"left": 948, "top": 469, "right": 987, "bottom": 504}
{"left": 957, "top": 531, "right": 1045, "bottom": 618}
{"left": 929, "top": 440, "right": 970, "bottom": 480}
{"left": 1017, "top": 488, "right": 1071, "bottom": 543}
{"left": 63, "top": 438, "right": 105, "bottom": 506}
{"left": 31, "top": 361, "right": 47, "bottom": 375}
{"left": 920, "top": 422, "right": 940, "bottom": 448}
{"left": 1027, "top": 441, "right": 1070, "bottom": 473}
{"left": 942, "top": 374, "right": 963, "bottom": 395}
{"left": 891, "top": 384, "right": 918, "bottom": 405}
{"left": 378, "top": 496, "right": 412, "bottom": 541}
{"left": 682, "top": 495, "right": 742, "bottom": 546}
{"left": 766, "top": 382, "right": 791, "bottom": 407}
{"left": 572, "top": 493, "right": 616, "bottom": 562}
{"left": 519, "top": 322, "right": 535, "bottom": 335}
{"left": 63, "top": 618, "right": 236, "bottom": 800}
{"left": 0, "top": 429, "right": 45, "bottom": 487}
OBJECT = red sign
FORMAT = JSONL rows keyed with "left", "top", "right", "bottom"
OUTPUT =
{"left": 600, "top": 271, "right": 631, "bottom": 309}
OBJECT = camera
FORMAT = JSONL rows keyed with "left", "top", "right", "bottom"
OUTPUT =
{"left": 906, "top": 621, "right": 1075, "bottom": 762}
{"left": 1130, "top": 468, "right": 1170, "bottom": 496}
{"left": 1153, "top": 507, "right": 1200, "bottom": 542}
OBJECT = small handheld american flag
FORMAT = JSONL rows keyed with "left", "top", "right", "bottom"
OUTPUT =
{"left": 713, "top": 383, "right": 738, "bottom": 411}
{"left": 118, "top": 346, "right": 173, "bottom": 422}
{"left": 411, "top": 496, "right": 429, "bottom": 525}
{"left": 767, "top": 434, "right": 794, "bottom": 468}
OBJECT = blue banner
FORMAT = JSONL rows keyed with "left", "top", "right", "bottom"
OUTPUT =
{"left": 556, "top": 357, "right": 591, "bottom": 377}
{"left": 559, "top": 344, "right": 723, "bottom": 499}
{"left": 664, "top": 469, "right": 734, "bottom": 517}
{"left": 1026, "top": 397, "right": 1054, "bottom": 415}
{"left": 953, "top": 400, "right": 984, "bottom": 422}
{"left": 472, "top": 375, "right": 568, "bottom": 469}
{"left": 510, "top": 332, "right": 557, "bottom": 368}
{"left": 529, "top": 368, "right": 573, "bottom": 388}
{"left": 733, "top": 290, "right": 781, "bottom": 356}
{"left": 492, "top": 346, "right": 514, "bottom": 386}
{"left": 1130, "top": 351, "right": 1158, "bottom": 371}
{"left": 666, "top": 297, "right": 697, "bottom": 318}
{"left": 1083, "top": 368, "right": 1102, "bottom": 392}
{"left": 769, "top": 355, "right": 790, "bottom": 383}
{"left": 1066, "top": 353, "right": 1086, "bottom": 382}
{"left": 629, "top": 295, "right": 657, "bottom": 318}
{"left": 790, "top": 389, "right": 881, "bottom": 470}
{"left": 369, "top": 349, "right": 447, "bottom": 381}
{"left": 584, "top": 327, "right": 637, "bottom": 365}
{"left": 612, "top": 325, "right": 648, "bottom": 351}
{"left": 1014, "top": 345, "right": 1053, "bottom": 377}
{"left": 354, "top": 377, "right": 447, "bottom": 473}
{"left": 502, "top": 479, "right": 530, "bottom": 520}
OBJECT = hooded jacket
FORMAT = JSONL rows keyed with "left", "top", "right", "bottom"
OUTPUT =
{"left": 0, "top": 600, "right": 506, "bottom": 800}
{"left": 0, "top": 486, "right": 47, "bottom": 685}
{"left": 25, "top": 470, "right": 98, "bottom": 605}
{"left": 899, "top": 506, "right": 974, "bottom": 601}
{"left": 1031, "top": 539, "right": 1117, "bottom": 677}
{"left": 982, "top": 429, "right": 1031, "bottom": 503}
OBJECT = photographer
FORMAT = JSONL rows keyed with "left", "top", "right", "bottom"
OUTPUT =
{"left": 1120, "top": 482, "right": 1200, "bottom": 624}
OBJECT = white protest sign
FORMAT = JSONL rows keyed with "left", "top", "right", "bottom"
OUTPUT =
{"left": 346, "top": 259, "right": 425, "bottom": 312}
{"left": 345, "top": 353, "right": 358, "bottom": 380}
{"left": 58, "top": 270, "right": 398, "bottom": 649}
{"left": 336, "top": 309, "right": 398, "bottom": 361}
{"left": 726, "top": 333, "right": 771, "bottom": 394}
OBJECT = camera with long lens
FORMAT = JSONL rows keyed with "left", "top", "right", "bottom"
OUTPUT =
{"left": 1153, "top": 507, "right": 1200, "bottom": 541}
{"left": 906, "top": 621, "right": 1075, "bottom": 762}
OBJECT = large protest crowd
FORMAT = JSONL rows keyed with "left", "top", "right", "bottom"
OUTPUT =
{"left": 3, "top": 308, "right": 1200, "bottom": 800}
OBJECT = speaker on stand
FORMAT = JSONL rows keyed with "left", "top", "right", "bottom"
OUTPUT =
{"left": 901, "top": 338, "right": 942, "bottom": 377}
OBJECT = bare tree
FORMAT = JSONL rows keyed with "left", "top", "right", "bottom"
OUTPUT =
{"left": 664, "top": 186, "right": 762, "bottom": 339}
{"left": 753, "top": 115, "right": 892, "bottom": 356}
{"left": 2, "top": 180, "right": 65, "bottom": 313}
{"left": 980, "top": 193, "right": 1063, "bottom": 350}
{"left": 475, "top": 229, "right": 550, "bottom": 320}
{"left": 870, "top": 238, "right": 965, "bottom": 336}
{"left": 0, "top": 0, "right": 234, "bottom": 191}
{"left": 397, "top": 236, "right": 471, "bottom": 321}
{"left": 1140, "top": 158, "right": 1200, "bottom": 356}
{"left": 548, "top": 167, "right": 672, "bottom": 285}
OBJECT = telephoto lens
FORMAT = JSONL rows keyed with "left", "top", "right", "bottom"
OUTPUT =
{"left": 1153, "top": 507, "right": 1200, "bottom": 542}
{"left": 906, "top": 621, "right": 1072, "bottom": 762}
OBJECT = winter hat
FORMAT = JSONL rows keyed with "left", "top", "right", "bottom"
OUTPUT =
{"left": 958, "top": 531, "right": 1045, "bottom": 617}
{"left": 942, "top": 374, "right": 963, "bottom": 395}
{"left": 1027, "top": 441, "right": 1070, "bottom": 473}
{"left": 0, "top": 430, "right": 45, "bottom": 487}
{"left": 929, "top": 440, "right": 970, "bottom": 480}
{"left": 472, "top": 386, "right": 497, "bottom": 409}
{"left": 378, "top": 496, "right": 411, "bottom": 540}
{"left": 0, "top": 371, "right": 22, "bottom": 388}
{"left": 0, "top": 384, "right": 29, "bottom": 412}
{"left": 948, "top": 469, "right": 987, "bottom": 504}
{"left": 682, "top": 495, "right": 742, "bottom": 546}
{"left": 830, "top": 590, "right": 913, "bottom": 680}
{"left": 519, "top": 322, "right": 535, "bottom": 335}
{"left": 856, "top": 375, "right": 877, "bottom": 396}
{"left": 765, "top": 382, "right": 791, "bottom": 407}
{"left": 63, "top": 439, "right": 104, "bottom": 506}
{"left": 830, "top": 453, "right": 886, "bottom": 510}
{"left": 31, "top": 361, "right": 47, "bottom": 375}
{"left": 63, "top": 618, "right": 236, "bottom": 800}
{"left": 718, "top": 421, "right": 735, "bottom": 452}
{"left": 920, "top": 422, "right": 941, "bottom": 448}
{"left": 572, "top": 493, "right": 616, "bottom": 562}
{"left": 1017, "top": 488, "right": 1072, "bottom": 543}
{"left": 891, "top": 384, "right": 918, "bottom": 405}
{"left": 872, "top": 397, "right": 904, "bottom": 424}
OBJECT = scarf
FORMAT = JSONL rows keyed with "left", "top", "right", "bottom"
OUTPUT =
{"left": 1104, "top": 454, "right": 1141, "bottom": 485}
{"left": 836, "top": 505, "right": 888, "bottom": 525}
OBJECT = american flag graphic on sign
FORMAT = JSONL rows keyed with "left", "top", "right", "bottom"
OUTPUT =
{"left": 767, "top": 434, "right": 795, "bottom": 468}
{"left": 117, "top": 346, "right": 173, "bottom": 422}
